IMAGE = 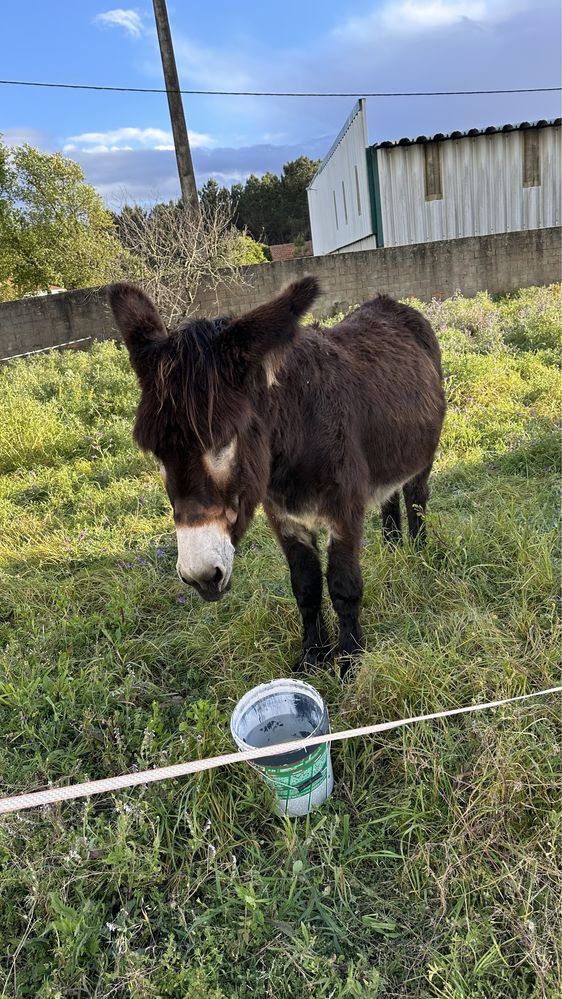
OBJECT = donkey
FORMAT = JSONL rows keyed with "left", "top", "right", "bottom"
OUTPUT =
{"left": 109, "top": 277, "right": 445, "bottom": 677}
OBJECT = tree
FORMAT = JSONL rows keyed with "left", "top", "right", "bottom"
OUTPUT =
{"left": 0, "top": 140, "right": 121, "bottom": 300}
{"left": 219, "top": 156, "right": 320, "bottom": 245}
{"left": 199, "top": 177, "right": 233, "bottom": 217}
{"left": 280, "top": 156, "right": 319, "bottom": 243}
{"left": 115, "top": 199, "right": 266, "bottom": 325}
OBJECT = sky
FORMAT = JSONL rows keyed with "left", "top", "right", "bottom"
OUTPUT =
{"left": 2, "top": 0, "right": 560, "bottom": 206}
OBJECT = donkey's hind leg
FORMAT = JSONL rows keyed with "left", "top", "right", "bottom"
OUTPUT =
{"left": 403, "top": 465, "right": 432, "bottom": 544}
{"left": 381, "top": 491, "right": 402, "bottom": 544}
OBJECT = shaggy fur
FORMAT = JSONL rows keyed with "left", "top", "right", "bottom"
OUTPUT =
{"left": 109, "top": 278, "right": 446, "bottom": 677}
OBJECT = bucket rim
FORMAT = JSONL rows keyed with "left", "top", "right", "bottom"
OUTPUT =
{"left": 230, "top": 678, "right": 328, "bottom": 753}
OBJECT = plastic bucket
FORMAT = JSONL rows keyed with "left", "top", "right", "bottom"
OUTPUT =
{"left": 230, "top": 679, "right": 334, "bottom": 817}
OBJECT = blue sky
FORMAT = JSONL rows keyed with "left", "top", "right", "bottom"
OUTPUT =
{"left": 2, "top": 0, "right": 560, "bottom": 205}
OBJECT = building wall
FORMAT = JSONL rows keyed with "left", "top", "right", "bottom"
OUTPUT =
{"left": 378, "top": 125, "right": 562, "bottom": 247}
{"left": 1, "top": 229, "right": 560, "bottom": 361}
{"left": 332, "top": 234, "right": 377, "bottom": 254}
{"left": 307, "top": 100, "right": 373, "bottom": 255}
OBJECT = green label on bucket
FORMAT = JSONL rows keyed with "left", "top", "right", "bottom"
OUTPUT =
{"left": 262, "top": 743, "right": 329, "bottom": 809}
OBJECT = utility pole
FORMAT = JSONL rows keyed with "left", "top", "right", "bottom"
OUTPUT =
{"left": 152, "top": 0, "right": 199, "bottom": 216}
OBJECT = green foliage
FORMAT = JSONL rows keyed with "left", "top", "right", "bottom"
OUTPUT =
{"left": 0, "top": 140, "right": 121, "bottom": 300}
{"left": 202, "top": 156, "right": 320, "bottom": 245}
{"left": 0, "top": 286, "right": 560, "bottom": 997}
{"left": 228, "top": 232, "right": 268, "bottom": 265}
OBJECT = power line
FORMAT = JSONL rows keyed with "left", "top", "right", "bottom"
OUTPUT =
{"left": 0, "top": 78, "right": 560, "bottom": 98}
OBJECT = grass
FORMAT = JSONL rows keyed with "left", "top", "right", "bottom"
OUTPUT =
{"left": 0, "top": 284, "right": 560, "bottom": 998}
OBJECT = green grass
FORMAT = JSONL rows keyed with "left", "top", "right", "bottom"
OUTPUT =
{"left": 0, "top": 284, "right": 560, "bottom": 998}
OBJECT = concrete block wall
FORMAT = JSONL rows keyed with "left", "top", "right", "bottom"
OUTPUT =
{"left": 1, "top": 227, "right": 560, "bottom": 360}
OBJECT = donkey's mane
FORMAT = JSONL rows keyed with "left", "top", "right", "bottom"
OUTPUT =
{"left": 134, "top": 316, "right": 246, "bottom": 454}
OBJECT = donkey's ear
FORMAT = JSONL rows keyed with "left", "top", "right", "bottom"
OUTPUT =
{"left": 108, "top": 283, "right": 167, "bottom": 379}
{"left": 217, "top": 276, "right": 320, "bottom": 373}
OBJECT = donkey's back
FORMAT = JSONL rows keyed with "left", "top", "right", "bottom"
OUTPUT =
{"left": 328, "top": 294, "right": 442, "bottom": 374}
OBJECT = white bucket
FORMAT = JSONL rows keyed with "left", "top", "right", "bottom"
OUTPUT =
{"left": 230, "top": 679, "right": 334, "bottom": 817}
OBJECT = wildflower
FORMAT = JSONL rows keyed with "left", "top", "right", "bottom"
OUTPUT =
{"left": 156, "top": 547, "right": 165, "bottom": 558}
{"left": 106, "top": 921, "right": 119, "bottom": 933}
{"left": 141, "top": 728, "right": 155, "bottom": 754}
{"left": 177, "top": 594, "right": 186, "bottom": 605}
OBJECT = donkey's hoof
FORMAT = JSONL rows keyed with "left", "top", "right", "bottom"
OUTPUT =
{"left": 297, "top": 643, "right": 333, "bottom": 671}
{"left": 337, "top": 637, "right": 364, "bottom": 680}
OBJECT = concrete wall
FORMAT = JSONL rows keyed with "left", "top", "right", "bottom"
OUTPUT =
{"left": 1, "top": 227, "right": 560, "bottom": 361}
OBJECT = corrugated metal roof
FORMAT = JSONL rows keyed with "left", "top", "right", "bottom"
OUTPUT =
{"left": 370, "top": 118, "right": 561, "bottom": 150}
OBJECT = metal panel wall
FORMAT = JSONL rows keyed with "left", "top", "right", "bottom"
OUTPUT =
{"left": 334, "top": 234, "right": 378, "bottom": 253}
{"left": 377, "top": 126, "right": 561, "bottom": 247}
{"left": 307, "top": 100, "right": 374, "bottom": 255}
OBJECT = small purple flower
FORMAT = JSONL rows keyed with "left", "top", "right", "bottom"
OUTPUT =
{"left": 250, "top": 542, "right": 258, "bottom": 551}
{"left": 136, "top": 556, "right": 147, "bottom": 566}
{"left": 176, "top": 595, "right": 186, "bottom": 605}
{"left": 124, "top": 561, "right": 133, "bottom": 570}
{"left": 20, "top": 711, "right": 27, "bottom": 723}
{"left": 156, "top": 547, "right": 165, "bottom": 558}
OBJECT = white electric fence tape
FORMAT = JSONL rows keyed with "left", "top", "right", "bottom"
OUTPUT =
{"left": 0, "top": 686, "right": 560, "bottom": 816}
{"left": 0, "top": 336, "right": 93, "bottom": 363}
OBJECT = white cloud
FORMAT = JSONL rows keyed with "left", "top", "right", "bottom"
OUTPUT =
{"left": 69, "top": 138, "right": 331, "bottom": 205}
{"left": 93, "top": 9, "right": 144, "bottom": 39}
{"left": 63, "top": 126, "right": 214, "bottom": 153}
{"left": 338, "top": 0, "right": 524, "bottom": 38}
{"left": 66, "top": 127, "right": 172, "bottom": 147}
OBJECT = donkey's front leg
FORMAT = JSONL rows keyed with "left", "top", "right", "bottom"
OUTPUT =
{"left": 266, "top": 504, "right": 331, "bottom": 669}
{"left": 280, "top": 531, "right": 332, "bottom": 669}
{"left": 327, "top": 529, "right": 364, "bottom": 679}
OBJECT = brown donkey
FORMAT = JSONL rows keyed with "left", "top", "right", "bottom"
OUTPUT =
{"left": 109, "top": 277, "right": 445, "bottom": 677}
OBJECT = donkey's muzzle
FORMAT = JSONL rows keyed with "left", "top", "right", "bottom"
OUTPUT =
{"left": 192, "top": 577, "right": 230, "bottom": 602}
{"left": 179, "top": 568, "right": 232, "bottom": 602}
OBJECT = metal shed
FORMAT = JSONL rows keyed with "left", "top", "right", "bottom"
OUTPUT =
{"left": 307, "top": 103, "right": 561, "bottom": 254}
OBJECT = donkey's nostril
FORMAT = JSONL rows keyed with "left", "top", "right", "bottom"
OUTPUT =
{"left": 213, "top": 566, "right": 224, "bottom": 585}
